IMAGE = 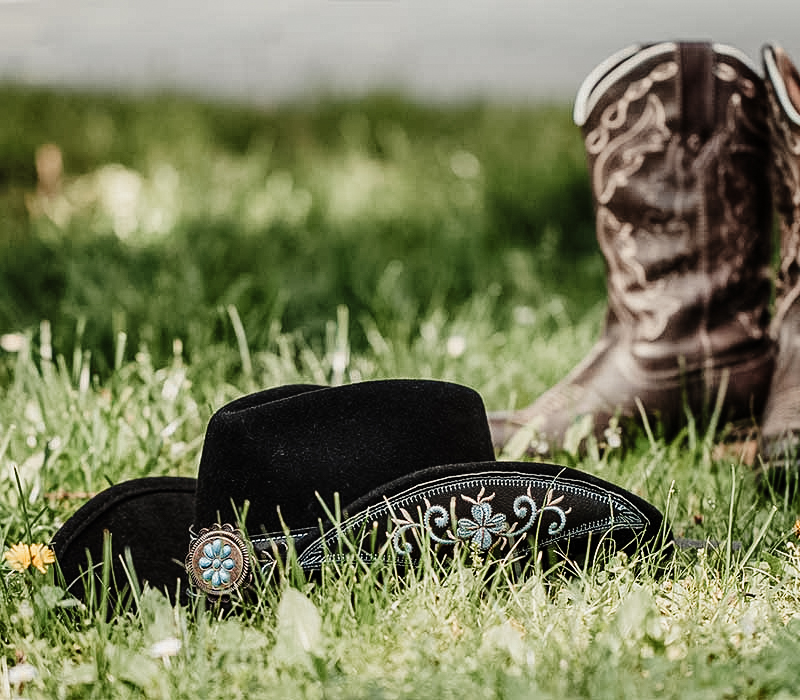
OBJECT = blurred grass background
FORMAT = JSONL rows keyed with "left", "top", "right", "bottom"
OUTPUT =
{"left": 0, "top": 86, "right": 599, "bottom": 382}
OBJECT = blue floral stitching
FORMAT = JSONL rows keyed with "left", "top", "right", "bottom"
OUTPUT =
{"left": 456, "top": 502, "right": 508, "bottom": 550}
{"left": 391, "top": 488, "right": 570, "bottom": 556}
{"left": 294, "top": 473, "right": 648, "bottom": 568}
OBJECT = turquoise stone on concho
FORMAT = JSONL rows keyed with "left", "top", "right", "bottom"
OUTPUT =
{"left": 186, "top": 525, "right": 251, "bottom": 597}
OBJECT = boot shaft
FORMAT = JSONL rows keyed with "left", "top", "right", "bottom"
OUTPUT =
{"left": 763, "top": 44, "right": 800, "bottom": 327}
{"left": 489, "top": 42, "right": 778, "bottom": 454}
{"left": 574, "top": 42, "right": 773, "bottom": 364}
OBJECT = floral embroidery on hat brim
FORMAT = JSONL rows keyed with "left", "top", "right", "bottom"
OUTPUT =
{"left": 296, "top": 470, "right": 660, "bottom": 569}
{"left": 391, "top": 486, "right": 570, "bottom": 555}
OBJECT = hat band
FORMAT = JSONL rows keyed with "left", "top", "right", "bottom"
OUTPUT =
{"left": 186, "top": 469, "right": 661, "bottom": 599}
{"left": 185, "top": 524, "right": 319, "bottom": 597}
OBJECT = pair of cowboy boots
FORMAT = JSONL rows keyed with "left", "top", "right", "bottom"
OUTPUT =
{"left": 490, "top": 41, "right": 800, "bottom": 473}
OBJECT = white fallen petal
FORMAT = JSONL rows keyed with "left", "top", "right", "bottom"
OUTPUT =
{"left": 148, "top": 637, "right": 182, "bottom": 659}
{"left": 8, "top": 662, "right": 37, "bottom": 685}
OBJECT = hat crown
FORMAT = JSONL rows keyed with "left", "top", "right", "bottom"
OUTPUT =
{"left": 193, "top": 380, "right": 494, "bottom": 534}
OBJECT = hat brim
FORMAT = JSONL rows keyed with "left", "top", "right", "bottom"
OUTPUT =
{"left": 290, "top": 460, "right": 670, "bottom": 573}
{"left": 51, "top": 476, "right": 196, "bottom": 606}
{"left": 53, "top": 460, "right": 670, "bottom": 604}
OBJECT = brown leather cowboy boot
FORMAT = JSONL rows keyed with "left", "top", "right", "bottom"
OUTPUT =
{"left": 761, "top": 44, "right": 800, "bottom": 471}
{"left": 490, "top": 42, "right": 775, "bottom": 456}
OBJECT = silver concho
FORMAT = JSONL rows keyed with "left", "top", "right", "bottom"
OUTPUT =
{"left": 185, "top": 523, "right": 251, "bottom": 597}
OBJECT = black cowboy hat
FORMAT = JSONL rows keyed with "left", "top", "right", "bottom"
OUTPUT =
{"left": 52, "top": 380, "right": 671, "bottom": 604}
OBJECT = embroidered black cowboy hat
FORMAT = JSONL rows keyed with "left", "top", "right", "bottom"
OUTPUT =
{"left": 52, "top": 380, "right": 671, "bottom": 604}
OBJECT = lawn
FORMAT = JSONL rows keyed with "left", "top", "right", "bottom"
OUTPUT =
{"left": 1, "top": 85, "right": 800, "bottom": 698}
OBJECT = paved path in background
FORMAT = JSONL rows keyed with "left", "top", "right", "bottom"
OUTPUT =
{"left": 1, "top": 0, "right": 800, "bottom": 103}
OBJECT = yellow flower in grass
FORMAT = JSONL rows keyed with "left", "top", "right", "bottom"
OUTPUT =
{"left": 3, "top": 542, "right": 56, "bottom": 573}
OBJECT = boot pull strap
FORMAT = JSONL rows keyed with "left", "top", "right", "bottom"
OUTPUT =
{"left": 680, "top": 42, "right": 715, "bottom": 139}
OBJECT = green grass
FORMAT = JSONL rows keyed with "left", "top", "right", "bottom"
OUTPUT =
{"left": 1, "top": 85, "right": 800, "bottom": 698}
